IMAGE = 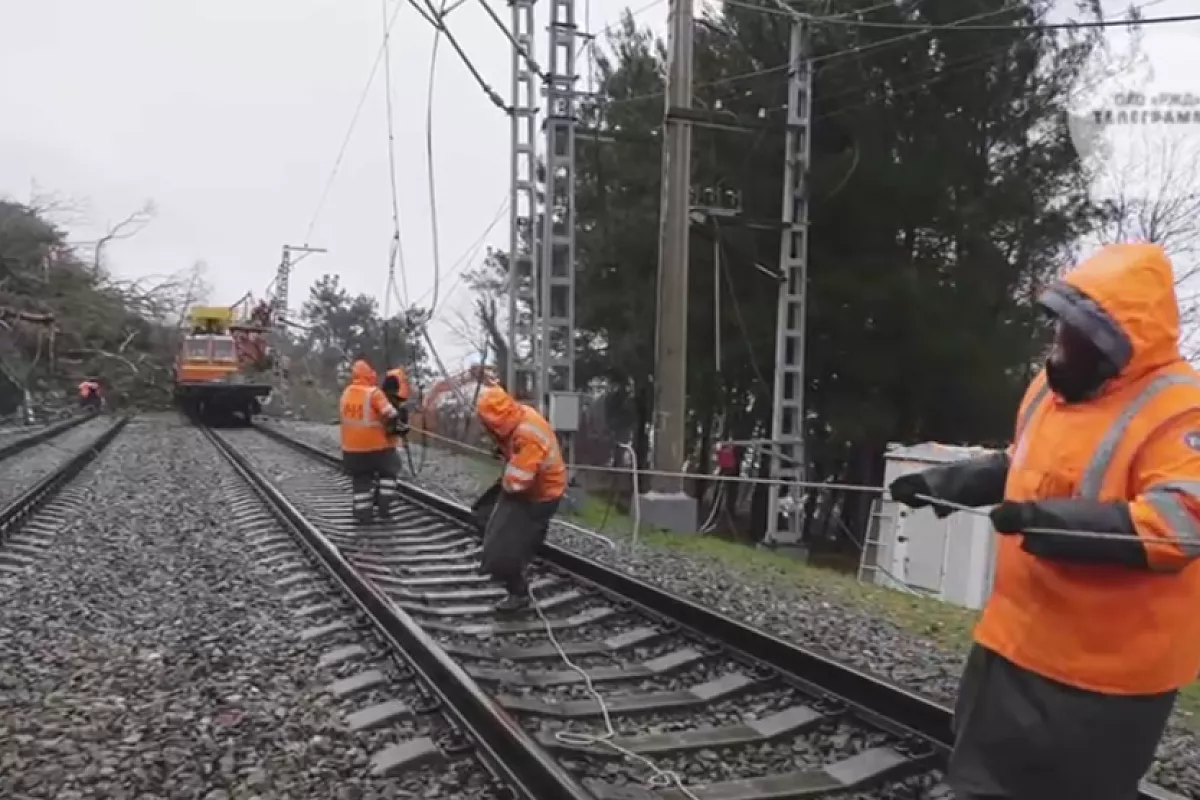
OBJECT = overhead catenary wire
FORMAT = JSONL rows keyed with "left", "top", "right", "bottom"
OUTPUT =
{"left": 302, "top": 0, "right": 407, "bottom": 244}
{"left": 789, "top": 5, "right": 1198, "bottom": 30}
{"left": 599, "top": 0, "right": 1172, "bottom": 109}
{"left": 381, "top": 0, "right": 410, "bottom": 315}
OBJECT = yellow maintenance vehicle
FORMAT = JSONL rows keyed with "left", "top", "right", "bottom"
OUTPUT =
{"left": 173, "top": 304, "right": 273, "bottom": 424}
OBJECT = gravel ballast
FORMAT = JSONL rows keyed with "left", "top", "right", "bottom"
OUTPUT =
{"left": 0, "top": 416, "right": 113, "bottom": 508}
{"left": 272, "top": 419, "right": 1200, "bottom": 798}
{"left": 0, "top": 416, "right": 496, "bottom": 800}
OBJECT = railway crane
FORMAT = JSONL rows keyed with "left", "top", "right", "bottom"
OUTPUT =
{"left": 173, "top": 303, "right": 274, "bottom": 424}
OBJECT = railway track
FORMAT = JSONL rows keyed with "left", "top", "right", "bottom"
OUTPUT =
{"left": 0, "top": 414, "right": 128, "bottom": 575}
{"left": 211, "top": 422, "right": 1188, "bottom": 800}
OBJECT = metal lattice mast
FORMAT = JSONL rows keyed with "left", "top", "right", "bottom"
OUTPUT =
{"left": 271, "top": 246, "right": 293, "bottom": 413}
{"left": 540, "top": 0, "right": 578, "bottom": 419}
{"left": 272, "top": 244, "right": 325, "bottom": 416}
{"left": 506, "top": 0, "right": 541, "bottom": 403}
{"left": 764, "top": 19, "right": 811, "bottom": 548}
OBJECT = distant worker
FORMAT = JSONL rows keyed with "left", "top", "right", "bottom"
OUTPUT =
{"left": 78, "top": 379, "right": 101, "bottom": 412}
{"left": 380, "top": 366, "right": 411, "bottom": 435}
{"left": 339, "top": 359, "right": 404, "bottom": 523}
{"left": 888, "top": 243, "right": 1200, "bottom": 800}
{"left": 470, "top": 385, "right": 565, "bottom": 612}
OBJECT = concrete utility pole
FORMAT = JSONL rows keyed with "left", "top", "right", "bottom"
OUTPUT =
{"left": 763, "top": 18, "right": 812, "bottom": 552}
{"left": 645, "top": 0, "right": 697, "bottom": 532}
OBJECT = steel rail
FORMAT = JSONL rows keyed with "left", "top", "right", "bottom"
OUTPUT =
{"left": 0, "top": 412, "right": 98, "bottom": 463}
{"left": 0, "top": 415, "right": 128, "bottom": 547}
{"left": 204, "top": 426, "right": 594, "bottom": 800}
{"left": 253, "top": 421, "right": 1190, "bottom": 800}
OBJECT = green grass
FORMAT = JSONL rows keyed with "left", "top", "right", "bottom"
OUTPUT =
{"left": 425, "top": 439, "right": 1200, "bottom": 729}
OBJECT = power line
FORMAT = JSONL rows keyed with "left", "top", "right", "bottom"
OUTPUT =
{"left": 303, "top": 0, "right": 406, "bottom": 245}
{"left": 603, "top": 2, "right": 1021, "bottom": 107}
{"left": 599, "top": 0, "right": 1173, "bottom": 109}
{"left": 381, "top": 0, "right": 409, "bottom": 316}
{"left": 794, "top": 6, "right": 1198, "bottom": 31}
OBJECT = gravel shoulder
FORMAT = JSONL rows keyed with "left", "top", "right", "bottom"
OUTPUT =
{"left": 0, "top": 416, "right": 113, "bottom": 507}
{"left": 273, "top": 419, "right": 1200, "bottom": 798}
{"left": 0, "top": 416, "right": 445, "bottom": 800}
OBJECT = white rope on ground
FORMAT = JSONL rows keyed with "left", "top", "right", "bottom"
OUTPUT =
{"left": 528, "top": 583, "right": 703, "bottom": 800}
{"left": 410, "top": 424, "right": 1200, "bottom": 548}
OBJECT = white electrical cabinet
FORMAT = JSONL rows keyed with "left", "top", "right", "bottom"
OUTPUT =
{"left": 866, "top": 442, "right": 1000, "bottom": 610}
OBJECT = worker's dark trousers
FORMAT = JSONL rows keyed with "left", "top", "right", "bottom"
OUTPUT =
{"left": 949, "top": 644, "right": 1175, "bottom": 800}
{"left": 477, "top": 490, "right": 559, "bottom": 595}
{"left": 342, "top": 448, "right": 402, "bottom": 521}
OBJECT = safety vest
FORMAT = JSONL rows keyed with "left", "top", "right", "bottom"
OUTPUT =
{"left": 977, "top": 367, "right": 1200, "bottom": 695}
{"left": 499, "top": 408, "right": 567, "bottom": 502}
{"left": 385, "top": 368, "right": 410, "bottom": 401}
{"left": 339, "top": 384, "right": 393, "bottom": 453}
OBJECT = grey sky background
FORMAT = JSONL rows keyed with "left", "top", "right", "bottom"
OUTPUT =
{"left": 0, "top": 0, "right": 656, "bottom": 371}
{"left": 0, "top": 0, "right": 1196, "bottom": 375}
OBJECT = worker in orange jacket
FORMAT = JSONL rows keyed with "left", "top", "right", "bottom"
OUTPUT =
{"left": 340, "top": 359, "right": 404, "bottom": 523}
{"left": 889, "top": 243, "right": 1200, "bottom": 800}
{"left": 78, "top": 379, "right": 101, "bottom": 411}
{"left": 380, "top": 366, "right": 411, "bottom": 442}
{"left": 471, "top": 385, "right": 566, "bottom": 612}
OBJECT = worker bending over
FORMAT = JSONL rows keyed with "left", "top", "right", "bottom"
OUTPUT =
{"left": 889, "top": 243, "right": 1200, "bottom": 800}
{"left": 78, "top": 379, "right": 101, "bottom": 411}
{"left": 340, "top": 359, "right": 404, "bottom": 523}
{"left": 381, "top": 366, "right": 411, "bottom": 436}
{"left": 471, "top": 385, "right": 565, "bottom": 612}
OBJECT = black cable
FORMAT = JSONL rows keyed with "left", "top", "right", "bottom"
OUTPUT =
{"left": 472, "top": 0, "right": 549, "bottom": 83}
{"left": 714, "top": 219, "right": 773, "bottom": 398}
{"left": 403, "top": 0, "right": 510, "bottom": 112}
{"left": 796, "top": 6, "right": 1194, "bottom": 31}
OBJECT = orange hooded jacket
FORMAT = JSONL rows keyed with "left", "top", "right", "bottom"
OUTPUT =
{"left": 477, "top": 386, "right": 565, "bottom": 502}
{"left": 339, "top": 360, "right": 397, "bottom": 453}
{"left": 383, "top": 368, "right": 410, "bottom": 402}
{"left": 978, "top": 243, "right": 1200, "bottom": 695}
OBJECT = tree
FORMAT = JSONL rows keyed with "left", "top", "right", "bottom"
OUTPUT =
{"left": 1090, "top": 132, "right": 1200, "bottom": 358}
{"left": 0, "top": 199, "right": 190, "bottom": 410}
{"left": 468, "top": 0, "right": 1106, "bottom": 547}
{"left": 298, "top": 273, "right": 431, "bottom": 389}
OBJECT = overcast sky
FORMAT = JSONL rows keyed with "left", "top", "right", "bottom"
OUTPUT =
{"left": 0, "top": 0, "right": 1196, "bottom": 375}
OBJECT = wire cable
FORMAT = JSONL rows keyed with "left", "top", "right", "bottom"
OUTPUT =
{"left": 529, "top": 584, "right": 703, "bottom": 800}
{"left": 303, "top": 0, "right": 406, "bottom": 244}
{"left": 793, "top": 7, "right": 1199, "bottom": 31}
{"left": 402, "top": 0, "right": 510, "bottom": 112}
{"left": 381, "top": 0, "right": 410, "bottom": 314}
{"left": 473, "top": 0, "right": 548, "bottom": 82}
{"left": 601, "top": 2, "right": 1018, "bottom": 108}
{"left": 601, "top": 0, "right": 1173, "bottom": 109}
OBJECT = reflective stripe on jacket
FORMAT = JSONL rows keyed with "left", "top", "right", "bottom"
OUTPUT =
{"left": 340, "top": 360, "right": 396, "bottom": 453}
{"left": 977, "top": 243, "right": 1200, "bottom": 695}
{"left": 499, "top": 412, "right": 566, "bottom": 501}
{"left": 477, "top": 386, "right": 566, "bottom": 502}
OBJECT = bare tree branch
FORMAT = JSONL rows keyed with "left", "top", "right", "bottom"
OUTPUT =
{"left": 92, "top": 200, "right": 157, "bottom": 273}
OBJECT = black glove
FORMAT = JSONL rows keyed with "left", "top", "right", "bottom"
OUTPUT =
{"left": 470, "top": 481, "right": 501, "bottom": 514}
{"left": 989, "top": 501, "right": 1035, "bottom": 535}
{"left": 888, "top": 473, "right": 952, "bottom": 519}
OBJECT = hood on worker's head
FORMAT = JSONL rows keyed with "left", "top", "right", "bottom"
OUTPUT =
{"left": 1038, "top": 243, "right": 1181, "bottom": 387}
{"left": 350, "top": 359, "right": 378, "bottom": 386}
{"left": 476, "top": 385, "right": 523, "bottom": 439}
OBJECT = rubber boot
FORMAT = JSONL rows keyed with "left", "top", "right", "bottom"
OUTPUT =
{"left": 494, "top": 577, "right": 530, "bottom": 613}
{"left": 352, "top": 492, "right": 374, "bottom": 524}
